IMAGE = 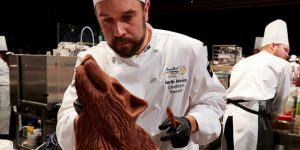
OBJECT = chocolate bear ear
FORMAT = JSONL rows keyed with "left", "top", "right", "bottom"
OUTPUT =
{"left": 109, "top": 79, "right": 148, "bottom": 120}
{"left": 124, "top": 94, "right": 148, "bottom": 121}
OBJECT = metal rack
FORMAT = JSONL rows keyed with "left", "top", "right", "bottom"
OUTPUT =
{"left": 212, "top": 45, "right": 242, "bottom": 66}
{"left": 8, "top": 54, "right": 76, "bottom": 150}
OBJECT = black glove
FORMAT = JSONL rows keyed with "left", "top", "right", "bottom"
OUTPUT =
{"left": 73, "top": 98, "right": 82, "bottom": 114}
{"left": 159, "top": 116, "right": 191, "bottom": 148}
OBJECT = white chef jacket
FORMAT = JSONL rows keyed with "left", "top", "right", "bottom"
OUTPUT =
{"left": 0, "top": 58, "right": 9, "bottom": 85}
{"left": 56, "top": 26, "right": 226, "bottom": 150}
{"left": 0, "top": 58, "right": 11, "bottom": 134}
{"left": 221, "top": 50, "right": 292, "bottom": 150}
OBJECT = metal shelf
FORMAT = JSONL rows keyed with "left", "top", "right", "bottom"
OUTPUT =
{"left": 15, "top": 111, "right": 58, "bottom": 150}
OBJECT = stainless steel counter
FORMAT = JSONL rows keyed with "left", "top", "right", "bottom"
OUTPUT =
{"left": 273, "top": 129, "right": 300, "bottom": 150}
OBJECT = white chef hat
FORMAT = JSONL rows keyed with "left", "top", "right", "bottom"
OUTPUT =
{"left": 261, "top": 19, "right": 289, "bottom": 47}
{"left": 0, "top": 36, "right": 7, "bottom": 51}
{"left": 254, "top": 37, "right": 263, "bottom": 49}
{"left": 93, "top": 0, "right": 145, "bottom": 6}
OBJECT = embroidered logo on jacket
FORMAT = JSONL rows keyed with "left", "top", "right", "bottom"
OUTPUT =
{"left": 166, "top": 65, "right": 186, "bottom": 77}
{"left": 164, "top": 66, "right": 188, "bottom": 94}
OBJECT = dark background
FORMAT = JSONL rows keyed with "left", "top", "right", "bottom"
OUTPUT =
{"left": 1, "top": 0, "right": 300, "bottom": 59}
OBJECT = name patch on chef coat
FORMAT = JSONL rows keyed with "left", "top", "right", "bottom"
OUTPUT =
{"left": 143, "top": 45, "right": 151, "bottom": 53}
{"left": 206, "top": 62, "right": 213, "bottom": 77}
{"left": 164, "top": 65, "right": 188, "bottom": 94}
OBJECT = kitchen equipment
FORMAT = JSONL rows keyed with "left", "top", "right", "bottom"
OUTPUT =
{"left": 8, "top": 54, "right": 76, "bottom": 150}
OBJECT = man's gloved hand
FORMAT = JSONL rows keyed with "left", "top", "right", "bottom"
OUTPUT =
{"left": 159, "top": 116, "right": 191, "bottom": 148}
{"left": 73, "top": 99, "right": 82, "bottom": 114}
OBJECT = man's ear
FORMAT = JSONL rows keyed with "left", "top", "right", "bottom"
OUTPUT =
{"left": 270, "top": 43, "right": 277, "bottom": 52}
{"left": 144, "top": 0, "right": 150, "bottom": 21}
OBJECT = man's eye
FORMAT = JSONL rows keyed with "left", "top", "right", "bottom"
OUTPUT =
{"left": 123, "top": 15, "right": 133, "bottom": 22}
{"left": 103, "top": 18, "right": 113, "bottom": 24}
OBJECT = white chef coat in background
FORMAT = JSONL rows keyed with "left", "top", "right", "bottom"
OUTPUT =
{"left": 56, "top": 26, "right": 226, "bottom": 150}
{"left": 0, "top": 58, "right": 11, "bottom": 134}
{"left": 221, "top": 50, "right": 292, "bottom": 150}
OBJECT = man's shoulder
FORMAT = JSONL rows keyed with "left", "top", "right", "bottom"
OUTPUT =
{"left": 153, "top": 28, "right": 203, "bottom": 54}
{"left": 154, "top": 28, "right": 201, "bottom": 44}
{"left": 86, "top": 42, "right": 111, "bottom": 53}
{"left": 77, "top": 42, "right": 112, "bottom": 60}
{"left": 264, "top": 52, "right": 290, "bottom": 67}
{"left": 256, "top": 52, "right": 291, "bottom": 70}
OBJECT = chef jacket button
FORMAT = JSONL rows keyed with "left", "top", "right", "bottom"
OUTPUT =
{"left": 111, "top": 57, "right": 116, "bottom": 63}
{"left": 154, "top": 104, "right": 160, "bottom": 109}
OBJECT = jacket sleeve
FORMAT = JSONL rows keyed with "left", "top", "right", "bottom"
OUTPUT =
{"left": 188, "top": 43, "right": 226, "bottom": 145}
{"left": 56, "top": 53, "right": 86, "bottom": 150}
{"left": 272, "top": 64, "right": 292, "bottom": 115}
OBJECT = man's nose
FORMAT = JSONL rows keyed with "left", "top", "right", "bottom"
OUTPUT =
{"left": 114, "top": 22, "right": 126, "bottom": 37}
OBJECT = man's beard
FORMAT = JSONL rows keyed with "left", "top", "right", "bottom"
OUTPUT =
{"left": 110, "top": 22, "right": 146, "bottom": 58}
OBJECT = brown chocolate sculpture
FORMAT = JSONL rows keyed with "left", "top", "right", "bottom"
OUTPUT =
{"left": 74, "top": 54, "right": 157, "bottom": 150}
